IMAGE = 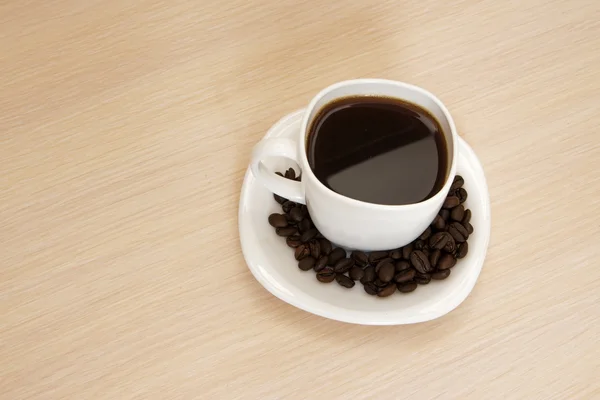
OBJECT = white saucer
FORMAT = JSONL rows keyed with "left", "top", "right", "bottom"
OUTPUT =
{"left": 239, "top": 109, "right": 491, "bottom": 325}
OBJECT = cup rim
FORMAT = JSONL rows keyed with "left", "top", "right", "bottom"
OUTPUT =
{"left": 298, "top": 78, "right": 459, "bottom": 211}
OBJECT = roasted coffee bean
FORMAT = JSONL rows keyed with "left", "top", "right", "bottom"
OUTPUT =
{"left": 281, "top": 201, "right": 296, "bottom": 213}
{"left": 464, "top": 222, "right": 474, "bottom": 234}
{"left": 373, "top": 278, "right": 387, "bottom": 288}
{"left": 294, "top": 245, "right": 310, "bottom": 260}
{"left": 335, "top": 273, "right": 355, "bottom": 288}
{"left": 456, "top": 188, "right": 468, "bottom": 203}
{"left": 429, "top": 232, "right": 450, "bottom": 250}
{"left": 276, "top": 227, "right": 298, "bottom": 237}
{"left": 297, "top": 218, "right": 311, "bottom": 233}
{"left": 333, "top": 257, "right": 354, "bottom": 273}
{"left": 437, "top": 253, "right": 457, "bottom": 270}
{"left": 377, "top": 262, "right": 395, "bottom": 283}
{"left": 328, "top": 247, "right": 346, "bottom": 265}
{"left": 316, "top": 268, "right": 335, "bottom": 283}
{"left": 268, "top": 213, "right": 288, "bottom": 228}
{"left": 397, "top": 281, "right": 418, "bottom": 293}
{"left": 375, "top": 258, "right": 394, "bottom": 272}
{"left": 410, "top": 250, "right": 432, "bottom": 274}
{"left": 422, "top": 248, "right": 430, "bottom": 258}
{"left": 448, "top": 222, "right": 468, "bottom": 242}
{"left": 309, "top": 240, "right": 321, "bottom": 258}
{"left": 419, "top": 227, "right": 432, "bottom": 241}
{"left": 351, "top": 251, "right": 369, "bottom": 267}
{"left": 432, "top": 215, "right": 446, "bottom": 230}
{"left": 289, "top": 207, "right": 303, "bottom": 222}
{"left": 443, "top": 236, "right": 456, "bottom": 253}
{"left": 414, "top": 239, "right": 426, "bottom": 250}
{"left": 377, "top": 283, "right": 397, "bottom": 297}
{"left": 364, "top": 283, "right": 379, "bottom": 295}
{"left": 286, "top": 235, "right": 302, "bottom": 248}
{"left": 284, "top": 167, "right": 296, "bottom": 180}
{"left": 457, "top": 242, "right": 469, "bottom": 259}
{"left": 319, "top": 239, "right": 333, "bottom": 255}
{"left": 300, "top": 228, "right": 318, "bottom": 243}
{"left": 274, "top": 194, "right": 287, "bottom": 204}
{"left": 349, "top": 266, "right": 365, "bottom": 281}
{"left": 285, "top": 214, "right": 297, "bottom": 225}
{"left": 462, "top": 209, "right": 472, "bottom": 224}
{"left": 429, "top": 249, "right": 441, "bottom": 267}
{"left": 369, "top": 251, "right": 389, "bottom": 263}
{"left": 395, "top": 260, "right": 411, "bottom": 272}
{"left": 432, "top": 269, "right": 451, "bottom": 280}
{"left": 301, "top": 205, "right": 309, "bottom": 217}
{"left": 401, "top": 244, "right": 413, "bottom": 260}
{"left": 440, "top": 209, "right": 450, "bottom": 221}
{"left": 443, "top": 196, "right": 460, "bottom": 209}
{"left": 314, "top": 256, "right": 329, "bottom": 272}
{"left": 451, "top": 175, "right": 464, "bottom": 190}
{"left": 450, "top": 205, "right": 465, "bottom": 221}
{"left": 390, "top": 249, "right": 402, "bottom": 260}
{"left": 415, "top": 272, "right": 431, "bottom": 285}
{"left": 394, "top": 268, "right": 415, "bottom": 283}
{"left": 361, "top": 266, "right": 376, "bottom": 284}
{"left": 298, "top": 257, "right": 316, "bottom": 271}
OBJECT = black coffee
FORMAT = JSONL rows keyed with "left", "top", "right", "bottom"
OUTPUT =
{"left": 307, "top": 96, "right": 448, "bottom": 205}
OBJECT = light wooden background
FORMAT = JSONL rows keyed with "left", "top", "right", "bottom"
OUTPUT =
{"left": 1, "top": 1, "right": 599, "bottom": 399}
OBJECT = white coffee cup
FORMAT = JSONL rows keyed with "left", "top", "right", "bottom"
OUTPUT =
{"left": 251, "top": 79, "right": 458, "bottom": 251}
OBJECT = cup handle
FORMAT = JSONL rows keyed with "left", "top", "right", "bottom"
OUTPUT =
{"left": 250, "top": 137, "right": 306, "bottom": 204}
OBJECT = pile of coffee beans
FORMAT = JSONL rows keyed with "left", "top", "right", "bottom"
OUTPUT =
{"left": 267, "top": 168, "right": 474, "bottom": 297}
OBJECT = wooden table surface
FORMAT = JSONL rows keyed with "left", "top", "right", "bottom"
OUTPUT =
{"left": 1, "top": 1, "right": 599, "bottom": 399}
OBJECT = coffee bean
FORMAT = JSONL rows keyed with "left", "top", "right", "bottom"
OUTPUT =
{"left": 300, "top": 205, "right": 309, "bottom": 217}
{"left": 419, "top": 227, "right": 432, "bottom": 241}
{"left": 298, "top": 257, "right": 315, "bottom": 271}
{"left": 351, "top": 251, "right": 369, "bottom": 267}
{"left": 437, "top": 253, "right": 457, "bottom": 270}
{"left": 440, "top": 209, "right": 450, "bottom": 221}
{"left": 401, "top": 244, "right": 413, "bottom": 260}
{"left": 429, "top": 232, "right": 450, "bottom": 250}
{"left": 314, "top": 256, "right": 329, "bottom": 272}
{"left": 456, "top": 188, "right": 468, "bottom": 203}
{"left": 433, "top": 215, "right": 446, "bottom": 230}
{"left": 414, "top": 239, "right": 426, "bottom": 250}
{"left": 395, "top": 260, "right": 411, "bottom": 272}
{"left": 432, "top": 269, "right": 451, "bottom": 280}
{"left": 415, "top": 272, "right": 431, "bottom": 285}
{"left": 289, "top": 207, "right": 303, "bottom": 222}
{"left": 369, "top": 251, "right": 389, "bottom": 263}
{"left": 319, "top": 239, "right": 332, "bottom": 256}
{"left": 286, "top": 235, "right": 302, "bottom": 248}
{"left": 294, "top": 245, "right": 310, "bottom": 261}
{"left": 451, "top": 175, "right": 464, "bottom": 190}
{"left": 462, "top": 209, "right": 472, "bottom": 224}
{"left": 448, "top": 222, "right": 468, "bottom": 242}
{"left": 443, "top": 196, "right": 460, "bottom": 209}
{"left": 349, "top": 266, "right": 365, "bottom": 281}
{"left": 298, "top": 218, "right": 311, "bottom": 233}
{"left": 284, "top": 167, "right": 296, "bottom": 180}
{"left": 464, "top": 222, "right": 474, "bottom": 234}
{"left": 394, "top": 268, "right": 415, "bottom": 283}
{"left": 390, "top": 249, "right": 402, "bottom": 260}
{"left": 457, "top": 242, "right": 468, "bottom": 259}
{"left": 300, "top": 228, "right": 318, "bottom": 243}
{"left": 429, "top": 249, "right": 441, "bottom": 267}
{"left": 328, "top": 247, "right": 346, "bottom": 265}
{"left": 397, "top": 281, "right": 418, "bottom": 293}
{"left": 268, "top": 213, "right": 288, "bottom": 228}
{"left": 285, "top": 214, "right": 297, "bottom": 225}
{"left": 377, "top": 283, "right": 397, "bottom": 297}
{"left": 335, "top": 273, "right": 355, "bottom": 288}
{"left": 364, "top": 283, "right": 379, "bottom": 295}
{"left": 375, "top": 258, "right": 394, "bottom": 272}
{"left": 361, "top": 266, "right": 376, "bottom": 284}
{"left": 443, "top": 236, "right": 456, "bottom": 253}
{"left": 281, "top": 201, "right": 296, "bottom": 213}
{"left": 316, "top": 268, "right": 335, "bottom": 283}
{"left": 274, "top": 194, "right": 287, "bottom": 204}
{"left": 377, "top": 262, "right": 395, "bottom": 283}
{"left": 450, "top": 205, "right": 465, "bottom": 221}
{"left": 410, "top": 250, "right": 432, "bottom": 274}
{"left": 276, "top": 227, "right": 298, "bottom": 237}
{"left": 309, "top": 240, "right": 321, "bottom": 258}
{"left": 333, "top": 257, "right": 354, "bottom": 273}
{"left": 373, "top": 278, "right": 387, "bottom": 288}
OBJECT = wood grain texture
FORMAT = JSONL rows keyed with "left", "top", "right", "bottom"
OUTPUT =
{"left": 1, "top": 1, "right": 599, "bottom": 399}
